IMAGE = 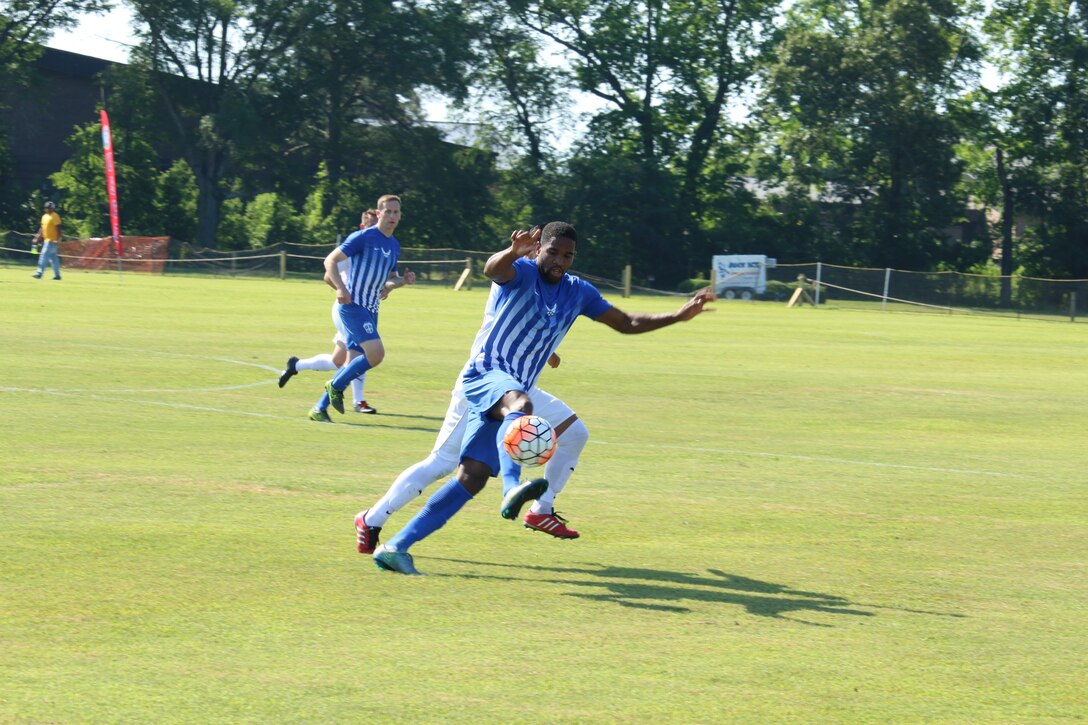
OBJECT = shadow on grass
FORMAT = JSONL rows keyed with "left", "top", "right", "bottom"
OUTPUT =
{"left": 325, "top": 412, "right": 442, "bottom": 434}
{"left": 427, "top": 558, "right": 965, "bottom": 626}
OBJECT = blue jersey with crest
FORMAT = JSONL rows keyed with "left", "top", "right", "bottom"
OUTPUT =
{"left": 338, "top": 227, "right": 400, "bottom": 313}
{"left": 463, "top": 256, "right": 612, "bottom": 390}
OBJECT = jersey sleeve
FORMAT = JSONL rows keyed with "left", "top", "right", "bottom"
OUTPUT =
{"left": 338, "top": 229, "right": 368, "bottom": 256}
{"left": 500, "top": 256, "right": 533, "bottom": 290}
{"left": 578, "top": 279, "right": 612, "bottom": 319}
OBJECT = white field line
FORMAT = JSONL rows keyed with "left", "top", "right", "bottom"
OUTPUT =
{"left": 1, "top": 386, "right": 299, "bottom": 421}
{"left": 4, "top": 384, "right": 1017, "bottom": 478}
{"left": 4, "top": 343, "right": 1018, "bottom": 478}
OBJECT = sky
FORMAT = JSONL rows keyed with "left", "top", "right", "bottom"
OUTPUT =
{"left": 46, "top": 6, "right": 133, "bottom": 63}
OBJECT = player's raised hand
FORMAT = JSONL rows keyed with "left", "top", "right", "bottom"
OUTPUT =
{"left": 677, "top": 288, "right": 716, "bottom": 321}
{"left": 509, "top": 226, "right": 542, "bottom": 257}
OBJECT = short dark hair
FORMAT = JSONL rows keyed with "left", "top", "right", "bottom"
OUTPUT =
{"left": 540, "top": 221, "right": 577, "bottom": 245}
{"left": 44, "top": 201, "right": 55, "bottom": 209}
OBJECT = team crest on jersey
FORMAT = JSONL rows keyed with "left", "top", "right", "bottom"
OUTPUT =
{"left": 381, "top": 248, "right": 391, "bottom": 258}
{"left": 364, "top": 322, "right": 375, "bottom": 334}
{"left": 544, "top": 303, "right": 558, "bottom": 317}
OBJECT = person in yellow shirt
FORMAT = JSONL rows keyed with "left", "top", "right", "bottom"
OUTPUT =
{"left": 32, "top": 201, "right": 62, "bottom": 280}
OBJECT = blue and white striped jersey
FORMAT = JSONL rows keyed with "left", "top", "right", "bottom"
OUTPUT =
{"left": 463, "top": 257, "right": 612, "bottom": 390}
{"left": 338, "top": 227, "right": 400, "bottom": 313}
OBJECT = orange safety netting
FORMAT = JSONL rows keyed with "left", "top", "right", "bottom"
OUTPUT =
{"left": 59, "top": 236, "right": 170, "bottom": 273}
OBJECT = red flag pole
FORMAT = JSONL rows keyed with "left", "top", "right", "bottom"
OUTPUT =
{"left": 100, "top": 109, "right": 123, "bottom": 274}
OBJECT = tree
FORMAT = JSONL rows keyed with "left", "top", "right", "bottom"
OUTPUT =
{"left": 0, "top": 0, "right": 110, "bottom": 88}
{"left": 49, "top": 119, "right": 161, "bottom": 236}
{"left": 985, "top": 0, "right": 1088, "bottom": 278}
{"left": 502, "top": 0, "right": 778, "bottom": 284}
{"left": 127, "top": 0, "right": 317, "bottom": 247}
{"left": 759, "top": 0, "right": 982, "bottom": 269}
{"left": 279, "top": 0, "right": 475, "bottom": 225}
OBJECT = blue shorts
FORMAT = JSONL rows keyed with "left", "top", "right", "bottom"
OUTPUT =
{"left": 460, "top": 369, "right": 525, "bottom": 476}
{"left": 338, "top": 303, "right": 380, "bottom": 351}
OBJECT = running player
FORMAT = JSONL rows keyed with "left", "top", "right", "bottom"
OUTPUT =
{"left": 372, "top": 222, "right": 714, "bottom": 574}
{"left": 309, "top": 195, "right": 415, "bottom": 422}
{"left": 278, "top": 209, "right": 379, "bottom": 412}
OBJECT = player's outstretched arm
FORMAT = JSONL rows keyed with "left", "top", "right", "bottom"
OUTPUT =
{"left": 483, "top": 227, "right": 542, "bottom": 283}
{"left": 594, "top": 289, "right": 716, "bottom": 334}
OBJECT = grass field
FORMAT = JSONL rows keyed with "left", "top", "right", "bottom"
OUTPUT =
{"left": 2, "top": 265, "right": 1086, "bottom": 723}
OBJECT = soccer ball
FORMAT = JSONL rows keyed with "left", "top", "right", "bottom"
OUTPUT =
{"left": 502, "top": 415, "right": 557, "bottom": 467}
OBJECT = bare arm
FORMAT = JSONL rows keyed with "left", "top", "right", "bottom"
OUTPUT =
{"left": 594, "top": 289, "right": 716, "bottom": 334}
{"left": 380, "top": 268, "right": 416, "bottom": 300}
{"left": 323, "top": 248, "right": 350, "bottom": 303}
{"left": 483, "top": 227, "right": 542, "bottom": 283}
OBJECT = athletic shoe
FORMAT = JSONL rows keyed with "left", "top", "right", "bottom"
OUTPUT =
{"left": 308, "top": 407, "right": 332, "bottom": 423}
{"left": 373, "top": 544, "right": 422, "bottom": 575}
{"left": 52, "top": 276, "right": 61, "bottom": 280}
{"left": 325, "top": 380, "right": 345, "bottom": 414}
{"left": 353, "top": 400, "right": 377, "bottom": 414}
{"left": 32, "top": 273, "right": 41, "bottom": 279}
{"left": 278, "top": 356, "right": 299, "bottom": 387}
{"left": 500, "top": 478, "right": 549, "bottom": 521}
{"left": 524, "top": 511, "right": 580, "bottom": 539}
{"left": 354, "top": 510, "right": 382, "bottom": 554}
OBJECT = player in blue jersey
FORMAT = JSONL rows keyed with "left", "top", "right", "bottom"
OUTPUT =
{"left": 372, "top": 221, "right": 715, "bottom": 574}
{"left": 279, "top": 209, "right": 378, "bottom": 412}
{"left": 308, "top": 195, "right": 415, "bottom": 422}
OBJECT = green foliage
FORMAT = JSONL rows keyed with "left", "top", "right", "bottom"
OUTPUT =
{"left": 0, "top": 132, "right": 23, "bottom": 228}
{"left": 49, "top": 122, "right": 162, "bottom": 237}
{"left": 154, "top": 160, "right": 199, "bottom": 242}
{"left": 759, "top": 0, "right": 982, "bottom": 270}
{"left": 0, "top": 0, "right": 110, "bottom": 91}
{"left": 984, "top": 0, "right": 1088, "bottom": 277}
{"left": 215, "top": 196, "right": 249, "bottom": 250}
{"left": 246, "top": 192, "right": 303, "bottom": 248}
{"left": 677, "top": 276, "right": 711, "bottom": 293}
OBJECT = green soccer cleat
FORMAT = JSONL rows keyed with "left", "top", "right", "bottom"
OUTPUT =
{"left": 373, "top": 545, "right": 422, "bottom": 575}
{"left": 325, "top": 380, "right": 345, "bottom": 414}
{"left": 308, "top": 407, "right": 332, "bottom": 423}
{"left": 500, "top": 478, "right": 549, "bottom": 521}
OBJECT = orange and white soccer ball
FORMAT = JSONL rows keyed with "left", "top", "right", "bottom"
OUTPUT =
{"left": 502, "top": 415, "right": 557, "bottom": 467}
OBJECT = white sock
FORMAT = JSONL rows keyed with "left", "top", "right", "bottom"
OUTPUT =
{"left": 531, "top": 418, "right": 589, "bottom": 514}
{"left": 365, "top": 453, "right": 459, "bottom": 527}
{"left": 351, "top": 373, "right": 366, "bottom": 404}
{"left": 296, "top": 354, "right": 337, "bottom": 372}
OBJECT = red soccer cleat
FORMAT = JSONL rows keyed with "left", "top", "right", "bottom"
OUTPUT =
{"left": 523, "top": 511, "right": 580, "bottom": 539}
{"left": 354, "top": 510, "right": 382, "bottom": 554}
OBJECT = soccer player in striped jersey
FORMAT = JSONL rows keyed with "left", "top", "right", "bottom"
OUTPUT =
{"left": 279, "top": 209, "right": 378, "bottom": 412}
{"left": 353, "top": 297, "right": 587, "bottom": 556}
{"left": 372, "top": 221, "right": 715, "bottom": 574}
{"left": 308, "top": 195, "right": 415, "bottom": 422}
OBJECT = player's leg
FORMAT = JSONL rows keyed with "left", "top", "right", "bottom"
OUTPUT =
{"left": 521, "top": 389, "right": 586, "bottom": 538}
{"left": 344, "top": 349, "right": 372, "bottom": 413}
{"left": 373, "top": 384, "right": 510, "bottom": 573}
{"left": 355, "top": 391, "right": 467, "bottom": 553}
{"left": 462, "top": 371, "right": 548, "bottom": 520}
{"left": 315, "top": 305, "right": 382, "bottom": 416}
{"left": 374, "top": 456, "right": 491, "bottom": 576}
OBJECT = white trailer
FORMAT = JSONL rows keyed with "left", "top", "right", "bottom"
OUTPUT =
{"left": 712, "top": 255, "right": 776, "bottom": 300}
